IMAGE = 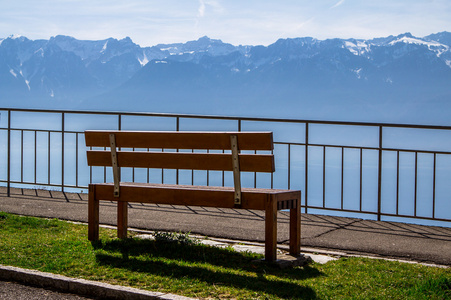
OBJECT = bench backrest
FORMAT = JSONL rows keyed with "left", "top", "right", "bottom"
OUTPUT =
{"left": 85, "top": 131, "right": 274, "bottom": 172}
{"left": 85, "top": 131, "right": 275, "bottom": 205}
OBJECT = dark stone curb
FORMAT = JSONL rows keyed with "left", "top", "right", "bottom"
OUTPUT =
{"left": 0, "top": 265, "right": 193, "bottom": 300}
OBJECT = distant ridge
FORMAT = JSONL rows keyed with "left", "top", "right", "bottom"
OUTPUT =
{"left": 1, "top": 32, "right": 450, "bottom": 124}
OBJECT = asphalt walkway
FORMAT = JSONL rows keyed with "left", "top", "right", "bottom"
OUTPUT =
{"left": 0, "top": 279, "right": 93, "bottom": 300}
{"left": 0, "top": 187, "right": 450, "bottom": 266}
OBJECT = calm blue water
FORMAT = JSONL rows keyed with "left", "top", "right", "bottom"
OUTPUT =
{"left": 0, "top": 110, "right": 450, "bottom": 228}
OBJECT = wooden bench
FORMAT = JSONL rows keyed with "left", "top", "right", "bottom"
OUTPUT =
{"left": 85, "top": 130, "right": 301, "bottom": 261}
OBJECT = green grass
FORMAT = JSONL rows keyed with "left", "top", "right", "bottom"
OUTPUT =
{"left": 0, "top": 211, "right": 450, "bottom": 299}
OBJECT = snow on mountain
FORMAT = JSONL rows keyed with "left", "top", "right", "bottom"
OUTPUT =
{"left": 425, "top": 32, "right": 451, "bottom": 47}
{"left": 341, "top": 33, "right": 451, "bottom": 58}
{"left": 389, "top": 35, "right": 441, "bottom": 47}
{"left": 156, "top": 36, "right": 239, "bottom": 56}
{"left": 49, "top": 35, "right": 108, "bottom": 62}
{"left": 388, "top": 34, "right": 449, "bottom": 56}
{"left": 48, "top": 35, "right": 148, "bottom": 63}
{"left": 7, "top": 34, "right": 28, "bottom": 41}
{"left": 138, "top": 51, "right": 149, "bottom": 66}
{"left": 344, "top": 40, "right": 370, "bottom": 56}
{"left": 100, "top": 41, "right": 108, "bottom": 53}
{"left": 0, "top": 35, "right": 170, "bottom": 99}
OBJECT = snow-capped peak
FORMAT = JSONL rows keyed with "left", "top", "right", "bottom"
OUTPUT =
{"left": 389, "top": 35, "right": 449, "bottom": 56}
{"left": 344, "top": 40, "right": 370, "bottom": 56}
{"left": 9, "top": 34, "right": 23, "bottom": 39}
{"left": 1, "top": 34, "right": 28, "bottom": 43}
{"left": 389, "top": 36, "right": 440, "bottom": 47}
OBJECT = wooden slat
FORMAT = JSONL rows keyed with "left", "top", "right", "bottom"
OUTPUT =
{"left": 87, "top": 150, "right": 275, "bottom": 172}
{"left": 92, "top": 183, "right": 300, "bottom": 210}
{"left": 85, "top": 131, "right": 273, "bottom": 150}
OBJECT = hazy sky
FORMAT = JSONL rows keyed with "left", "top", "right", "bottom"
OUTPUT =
{"left": 1, "top": 0, "right": 450, "bottom": 46}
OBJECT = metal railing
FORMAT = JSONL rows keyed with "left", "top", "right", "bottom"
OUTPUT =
{"left": 1, "top": 108, "right": 450, "bottom": 226}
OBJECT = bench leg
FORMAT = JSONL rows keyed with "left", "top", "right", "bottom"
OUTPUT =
{"left": 88, "top": 185, "right": 99, "bottom": 241}
{"left": 265, "top": 196, "right": 277, "bottom": 262}
{"left": 289, "top": 198, "right": 301, "bottom": 256}
{"left": 117, "top": 201, "right": 128, "bottom": 239}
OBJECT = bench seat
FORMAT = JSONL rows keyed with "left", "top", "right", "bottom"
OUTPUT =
{"left": 90, "top": 182, "right": 301, "bottom": 210}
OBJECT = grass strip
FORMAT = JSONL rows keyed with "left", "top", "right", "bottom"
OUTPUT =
{"left": 0, "top": 211, "right": 450, "bottom": 299}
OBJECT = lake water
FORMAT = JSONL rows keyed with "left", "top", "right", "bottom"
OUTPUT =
{"left": 0, "top": 110, "right": 450, "bottom": 228}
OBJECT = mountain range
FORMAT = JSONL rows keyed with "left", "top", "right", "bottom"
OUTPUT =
{"left": 1, "top": 32, "right": 451, "bottom": 124}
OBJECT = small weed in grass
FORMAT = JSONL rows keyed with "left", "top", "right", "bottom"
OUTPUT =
{"left": 0, "top": 211, "right": 450, "bottom": 299}
{"left": 153, "top": 231, "right": 199, "bottom": 245}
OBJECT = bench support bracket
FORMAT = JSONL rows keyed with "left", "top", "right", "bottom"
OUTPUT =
{"left": 109, "top": 134, "right": 120, "bottom": 197}
{"left": 230, "top": 135, "right": 241, "bottom": 205}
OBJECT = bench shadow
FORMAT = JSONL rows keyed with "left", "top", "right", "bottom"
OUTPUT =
{"left": 93, "top": 238, "right": 322, "bottom": 299}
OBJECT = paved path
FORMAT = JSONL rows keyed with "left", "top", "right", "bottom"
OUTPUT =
{"left": 0, "top": 280, "right": 93, "bottom": 300}
{"left": 0, "top": 187, "right": 450, "bottom": 266}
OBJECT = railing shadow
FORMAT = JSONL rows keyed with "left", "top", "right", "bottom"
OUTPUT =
{"left": 93, "top": 238, "right": 322, "bottom": 299}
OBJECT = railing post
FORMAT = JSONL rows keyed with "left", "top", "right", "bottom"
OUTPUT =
{"left": 305, "top": 122, "right": 309, "bottom": 214}
{"left": 377, "top": 125, "right": 383, "bottom": 221}
{"left": 7, "top": 110, "right": 11, "bottom": 197}
{"left": 288, "top": 144, "right": 291, "bottom": 190}
{"left": 117, "top": 114, "right": 122, "bottom": 184}
{"left": 61, "top": 112, "right": 65, "bottom": 194}
{"left": 176, "top": 116, "right": 179, "bottom": 185}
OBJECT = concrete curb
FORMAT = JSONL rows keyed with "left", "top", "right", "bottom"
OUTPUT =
{"left": 0, "top": 265, "right": 194, "bottom": 300}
